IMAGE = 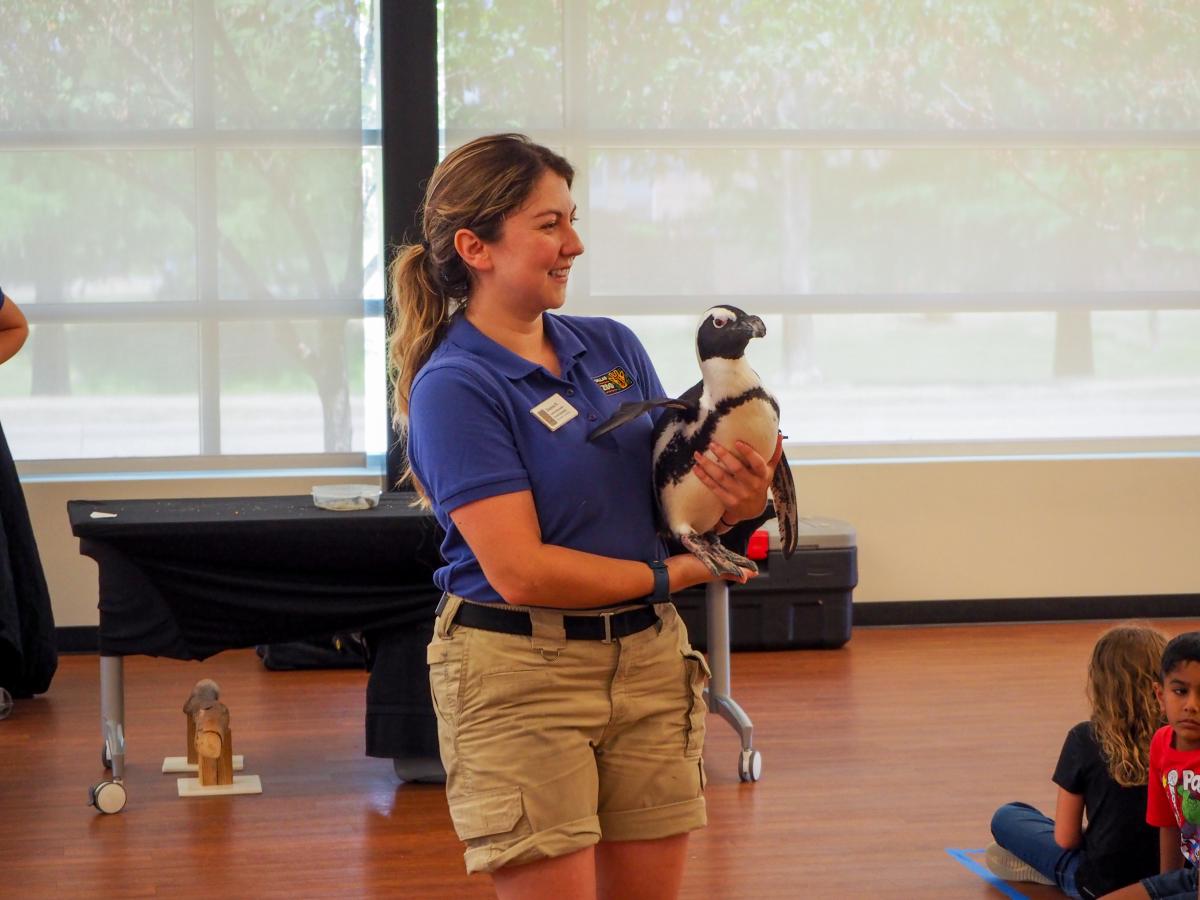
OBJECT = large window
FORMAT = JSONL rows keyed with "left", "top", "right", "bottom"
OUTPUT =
{"left": 441, "top": 1, "right": 1200, "bottom": 458}
{"left": 0, "top": 1, "right": 385, "bottom": 470}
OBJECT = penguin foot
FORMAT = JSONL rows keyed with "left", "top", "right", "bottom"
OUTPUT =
{"left": 680, "top": 532, "right": 760, "bottom": 579}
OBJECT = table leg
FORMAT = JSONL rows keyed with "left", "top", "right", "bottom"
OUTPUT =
{"left": 100, "top": 655, "right": 126, "bottom": 780}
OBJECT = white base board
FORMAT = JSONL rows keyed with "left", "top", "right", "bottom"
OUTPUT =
{"left": 176, "top": 774, "right": 262, "bottom": 797}
{"left": 163, "top": 755, "right": 244, "bottom": 774}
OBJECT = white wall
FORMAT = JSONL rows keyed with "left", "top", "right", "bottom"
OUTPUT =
{"left": 24, "top": 456, "right": 1200, "bottom": 628}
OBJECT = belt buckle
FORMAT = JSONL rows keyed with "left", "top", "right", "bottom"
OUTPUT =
{"left": 600, "top": 610, "right": 616, "bottom": 643}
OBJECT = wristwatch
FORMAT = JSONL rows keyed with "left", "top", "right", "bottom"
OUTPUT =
{"left": 647, "top": 559, "right": 671, "bottom": 601}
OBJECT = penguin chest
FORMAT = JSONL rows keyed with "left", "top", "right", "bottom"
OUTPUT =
{"left": 708, "top": 395, "right": 779, "bottom": 464}
{"left": 657, "top": 395, "right": 779, "bottom": 537}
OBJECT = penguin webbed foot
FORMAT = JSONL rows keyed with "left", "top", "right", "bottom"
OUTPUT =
{"left": 679, "top": 532, "right": 759, "bottom": 579}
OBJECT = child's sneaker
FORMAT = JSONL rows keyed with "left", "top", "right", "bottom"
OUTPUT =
{"left": 984, "top": 842, "right": 1055, "bottom": 885}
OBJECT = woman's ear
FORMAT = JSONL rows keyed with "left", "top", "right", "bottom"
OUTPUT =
{"left": 454, "top": 228, "right": 491, "bottom": 273}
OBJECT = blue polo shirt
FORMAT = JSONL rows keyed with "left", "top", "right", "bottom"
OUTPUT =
{"left": 407, "top": 312, "right": 668, "bottom": 604}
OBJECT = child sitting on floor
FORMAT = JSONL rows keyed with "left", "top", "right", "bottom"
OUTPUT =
{"left": 1100, "top": 631, "right": 1200, "bottom": 900}
{"left": 987, "top": 622, "right": 1166, "bottom": 898}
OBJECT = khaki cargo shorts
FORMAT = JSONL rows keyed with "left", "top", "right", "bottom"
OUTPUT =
{"left": 426, "top": 595, "right": 711, "bottom": 874}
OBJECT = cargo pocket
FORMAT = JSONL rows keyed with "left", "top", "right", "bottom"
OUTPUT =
{"left": 682, "top": 648, "right": 711, "bottom": 758}
{"left": 427, "top": 636, "right": 464, "bottom": 729}
{"left": 449, "top": 786, "right": 525, "bottom": 843}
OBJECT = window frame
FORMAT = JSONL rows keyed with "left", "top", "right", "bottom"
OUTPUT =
{"left": 3, "top": 0, "right": 405, "bottom": 477}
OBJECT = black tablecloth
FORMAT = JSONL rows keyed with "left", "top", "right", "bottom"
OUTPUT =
{"left": 67, "top": 493, "right": 443, "bottom": 661}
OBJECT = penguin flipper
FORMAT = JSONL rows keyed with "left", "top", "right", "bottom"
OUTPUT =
{"left": 770, "top": 446, "right": 799, "bottom": 558}
{"left": 680, "top": 532, "right": 759, "bottom": 578}
{"left": 587, "top": 398, "right": 694, "bottom": 441}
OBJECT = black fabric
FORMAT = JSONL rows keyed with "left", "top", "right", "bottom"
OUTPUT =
{"left": 68, "top": 494, "right": 443, "bottom": 660}
{"left": 451, "top": 601, "right": 659, "bottom": 641}
{"left": 364, "top": 617, "right": 440, "bottom": 760}
{"left": 0, "top": 419, "right": 56, "bottom": 697}
{"left": 68, "top": 493, "right": 445, "bottom": 760}
{"left": 257, "top": 633, "right": 367, "bottom": 671}
{"left": 1053, "top": 721, "right": 1160, "bottom": 897}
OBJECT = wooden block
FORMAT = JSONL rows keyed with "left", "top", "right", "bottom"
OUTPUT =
{"left": 186, "top": 716, "right": 197, "bottom": 765}
{"left": 176, "top": 774, "right": 262, "bottom": 798}
{"left": 161, "top": 755, "right": 244, "bottom": 774}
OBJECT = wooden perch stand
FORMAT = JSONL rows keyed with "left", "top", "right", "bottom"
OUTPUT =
{"left": 174, "top": 678, "right": 261, "bottom": 797}
{"left": 183, "top": 679, "right": 234, "bottom": 787}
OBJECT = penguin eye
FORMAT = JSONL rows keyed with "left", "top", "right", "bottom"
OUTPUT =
{"left": 712, "top": 316, "right": 728, "bottom": 329}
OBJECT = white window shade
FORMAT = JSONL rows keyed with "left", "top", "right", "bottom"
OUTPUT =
{"left": 441, "top": 0, "right": 1200, "bottom": 456}
{"left": 0, "top": 1, "right": 384, "bottom": 468}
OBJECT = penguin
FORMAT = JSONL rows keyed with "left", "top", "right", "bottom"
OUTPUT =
{"left": 588, "top": 305, "right": 798, "bottom": 577}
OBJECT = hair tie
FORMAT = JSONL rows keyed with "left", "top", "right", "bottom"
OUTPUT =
{"left": 418, "top": 238, "right": 431, "bottom": 253}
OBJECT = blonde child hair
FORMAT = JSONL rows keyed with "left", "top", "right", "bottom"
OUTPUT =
{"left": 1087, "top": 623, "right": 1168, "bottom": 787}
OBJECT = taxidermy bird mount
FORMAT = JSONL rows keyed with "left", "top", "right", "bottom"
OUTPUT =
{"left": 588, "top": 305, "right": 798, "bottom": 577}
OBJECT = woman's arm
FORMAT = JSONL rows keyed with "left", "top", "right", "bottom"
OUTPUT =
{"left": 0, "top": 292, "right": 30, "bottom": 365}
{"left": 1053, "top": 787, "right": 1085, "bottom": 849}
{"left": 450, "top": 489, "right": 754, "bottom": 609}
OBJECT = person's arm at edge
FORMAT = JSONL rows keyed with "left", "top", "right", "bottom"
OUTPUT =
{"left": 1160, "top": 825, "right": 1183, "bottom": 872}
{"left": 1053, "top": 787, "right": 1085, "bottom": 849}
{"left": 0, "top": 291, "right": 30, "bottom": 366}
{"left": 450, "top": 489, "right": 754, "bottom": 609}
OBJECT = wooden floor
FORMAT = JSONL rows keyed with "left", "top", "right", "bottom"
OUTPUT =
{"left": 4, "top": 618, "right": 1197, "bottom": 899}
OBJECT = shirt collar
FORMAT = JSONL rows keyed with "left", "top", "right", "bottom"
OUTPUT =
{"left": 446, "top": 312, "right": 587, "bottom": 381}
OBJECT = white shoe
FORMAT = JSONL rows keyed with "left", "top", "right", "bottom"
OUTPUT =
{"left": 985, "top": 842, "right": 1056, "bottom": 885}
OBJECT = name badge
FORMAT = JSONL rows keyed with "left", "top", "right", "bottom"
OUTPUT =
{"left": 530, "top": 393, "right": 579, "bottom": 431}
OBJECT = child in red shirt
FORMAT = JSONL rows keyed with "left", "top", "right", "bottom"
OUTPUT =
{"left": 1101, "top": 631, "right": 1200, "bottom": 900}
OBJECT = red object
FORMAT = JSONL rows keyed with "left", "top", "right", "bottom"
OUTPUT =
{"left": 746, "top": 529, "right": 769, "bottom": 561}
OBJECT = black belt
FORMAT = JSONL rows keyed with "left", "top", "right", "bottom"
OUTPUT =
{"left": 450, "top": 601, "right": 660, "bottom": 643}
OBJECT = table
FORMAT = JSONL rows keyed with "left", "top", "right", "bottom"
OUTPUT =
{"left": 67, "top": 493, "right": 444, "bottom": 812}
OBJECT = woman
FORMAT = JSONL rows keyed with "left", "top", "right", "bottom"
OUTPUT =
{"left": 389, "top": 134, "right": 780, "bottom": 899}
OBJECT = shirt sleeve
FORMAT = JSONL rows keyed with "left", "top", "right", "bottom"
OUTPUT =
{"left": 407, "top": 362, "right": 530, "bottom": 514}
{"left": 1052, "top": 725, "right": 1087, "bottom": 794}
{"left": 1147, "top": 727, "right": 1176, "bottom": 828}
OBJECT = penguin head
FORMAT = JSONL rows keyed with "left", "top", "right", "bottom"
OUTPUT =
{"left": 696, "top": 306, "right": 766, "bottom": 362}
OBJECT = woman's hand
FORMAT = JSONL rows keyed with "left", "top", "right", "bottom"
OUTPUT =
{"left": 666, "top": 552, "right": 757, "bottom": 590}
{"left": 689, "top": 433, "right": 783, "bottom": 527}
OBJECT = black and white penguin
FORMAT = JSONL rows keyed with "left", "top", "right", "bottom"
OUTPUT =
{"left": 588, "top": 305, "right": 798, "bottom": 577}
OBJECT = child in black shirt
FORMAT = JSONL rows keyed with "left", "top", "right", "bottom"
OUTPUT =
{"left": 987, "top": 623, "right": 1166, "bottom": 898}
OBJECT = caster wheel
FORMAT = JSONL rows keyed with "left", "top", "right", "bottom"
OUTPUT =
{"left": 738, "top": 749, "right": 762, "bottom": 783}
{"left": 91, "top": 780, "right": 127, "bottom": 814}
{"left": 101, "top": 745, "right": 112, "bottom": 770}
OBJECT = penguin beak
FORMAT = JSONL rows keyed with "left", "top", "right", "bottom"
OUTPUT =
{"left": 744, "top": 316, "right": 766, "bottom": 339}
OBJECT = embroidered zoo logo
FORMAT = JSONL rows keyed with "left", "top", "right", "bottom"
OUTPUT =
{"left": 592, "top": 366, "right": 634, "bottom": 395}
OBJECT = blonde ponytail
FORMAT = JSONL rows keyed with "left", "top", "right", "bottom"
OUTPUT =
{"left": 386, "top": 134, "right": 575, "bottom": 506}
{"left": 387, "top": 242, "right": 460, "bottom": 504}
